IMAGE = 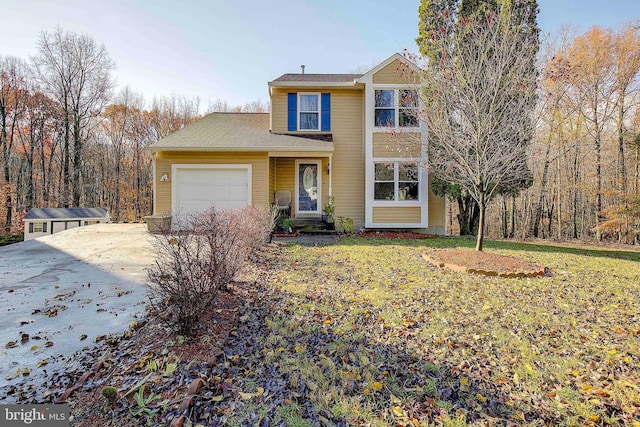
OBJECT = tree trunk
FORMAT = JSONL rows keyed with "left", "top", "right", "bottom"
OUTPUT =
{"left": 533, "top": 137, "right": 553, "bottom": 237}
{"left": 1, "top": 106, "right": 12, "bottom": 233}
{"left": 509, "top": 193, "right": 516, "bottom": 238}
{"left": 501, "top": 195, "right": 508, "bottom": 238}
{"left": 618, "top": 102, "right": 627, "bottom": 193}
{"left": 72, "top": 117, "right": 82, "bottom": 207}
{"left": 457, "top": 194, "right": 480, "bottom": 236}
{"left": 476, "top": 193, "right": 486, "bottom": 251}
{"left": 63, "top": 113, "right": 70, "bottom": 208}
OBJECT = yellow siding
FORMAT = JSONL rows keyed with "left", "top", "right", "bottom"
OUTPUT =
{"left": 274, "top": 158, "right": 295, "bottom": 207}
{"left": 373, "top": 59, "right": 420, "bottom": 85}
{"left": 270, "top": 88, "right": 365, "bottom": 228}
{"left": 372, "top": 132, "right": 422, "bottom": 158}
{"left": 372, "top": 206, "right": 422, "bottom": 224}
{"left": 428, "top": 176, "right": 446, "bottom": 227}
{"left": 269, "top": 158, "right": 276, "bottom": 202}
{"left": 154, "top": 151, "right": 269, "bottom": 215}
{"left": 271, "top": 89, "right": 288, "bottom": 133}
{"left": 330, "top": 91, "right": 364, "bottom": 228}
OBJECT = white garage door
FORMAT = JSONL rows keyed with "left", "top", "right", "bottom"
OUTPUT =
{"left": 172, "top": 165, "right": 251, "bottom": 218}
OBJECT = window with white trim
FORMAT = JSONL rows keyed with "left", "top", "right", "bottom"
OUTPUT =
{"left": 374, "top": 162, "right": 419, "bottom": 201}
{"left": 374, "top": 89, "right": 419, "bottom": 128}
{"left": 30, "top": 222, "right": 47, "bottom": 233}
{"left": 298, "top": 93, "right": 320, "bottom": 130}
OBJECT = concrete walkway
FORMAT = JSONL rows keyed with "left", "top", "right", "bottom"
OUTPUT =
{"left": 0, "top": 224, "right": 155, "bottom": 395}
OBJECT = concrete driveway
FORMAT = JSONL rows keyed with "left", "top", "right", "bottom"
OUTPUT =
{"left": 0, "top": 224, "right": 156, "bottom": 400}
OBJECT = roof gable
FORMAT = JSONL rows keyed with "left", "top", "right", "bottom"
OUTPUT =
{"left": 357, "top": 53, "right": 421, "bottom": 82}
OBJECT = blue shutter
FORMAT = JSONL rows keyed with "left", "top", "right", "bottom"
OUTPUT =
{"left": 287, "top": 93, "right": 297, "bottom": 131}
{"left": 43, "top": 222, "right": 47, "bottom": 233}
{"left": 321, "top": 93, "right": 331, "bottom": 131}
{"left": 29, "top": 222, "right": 33, "bottom": 233}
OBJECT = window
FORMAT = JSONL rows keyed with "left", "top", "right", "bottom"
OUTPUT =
{"left": 288, "top": 92, "right": 330, "bottom": 132}
{"left": 374, "top": 90, "right": 395, "bottom": 127}
{"left": 399, "top": 90, "right": 419, "bottom": 127}
{"left": 374, "top": 162, "right": 419, "bottom": 201}
{"left": 374, "top": 89, "right": 419, "bottom": 128}
{"left": 299, "top": 93, "right": 320, "bottom": 130}
{"left": 30, "top": 222, "right": 47, "bottom": 233}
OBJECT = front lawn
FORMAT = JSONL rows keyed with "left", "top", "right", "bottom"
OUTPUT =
{"left": 199, "top": 237, "right": 640, "bottom": 426}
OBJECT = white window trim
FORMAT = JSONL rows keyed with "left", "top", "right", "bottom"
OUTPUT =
{"left": 295, "top": 159, "right": 322, "bottom": 216}
{"left": 373, "top": 87, "right": 420, "bottom": 131}
{"left": 373, "top": 160, "right": 422, "bottom": 206}
{"left": 297, "top": 92, "right": 321, "bottom": 131}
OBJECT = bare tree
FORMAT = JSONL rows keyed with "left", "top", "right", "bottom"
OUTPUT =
{"left": 421, "top": 9, "right": 538, "bottom": 251}
{"left": 32, "top": 27, "right": 114, "bottom": 207}
{"left": 0, "top": 56, "right": 28, "bottom": 232}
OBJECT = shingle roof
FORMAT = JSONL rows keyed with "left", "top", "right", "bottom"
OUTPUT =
{"left": 23, "top": 208, "right": 109, "bottom": 220}
{"left": 270, "top": 73, "right": 362, "bottom": 84}
{"left": 149, "top": 113, "right": 334, "bottom": 152}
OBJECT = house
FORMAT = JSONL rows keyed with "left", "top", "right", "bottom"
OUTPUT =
{"left": 149, "top": 53, "right": 446, "bottom": 234}
{"left": 23, "top": 208, "right": 110, "bottom": 241}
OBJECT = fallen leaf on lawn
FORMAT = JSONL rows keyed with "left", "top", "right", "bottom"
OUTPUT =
{"left": 391, "top": 406, "right": 404, "bottom": 417}
{"left": 30, "top": 345, "right": 39, "bottom": 351}
{"left": 239, "top": 387, "right": 264, "bottom": 400}
{"left": 210, "top": 395, "right": 224, "bottom": 402}
{"left": 5, "top": 341, "right": 17, "bottom": 348}
{"left": 371, "top": 381, "right": 383, "bottom": 391}
{"left": 476, "top": 393, "right": 487, "bottom": 403}
{"left": 37, "top": 360, "right": 48, "bottom": 367}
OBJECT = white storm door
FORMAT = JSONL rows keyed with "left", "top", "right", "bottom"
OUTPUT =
{"left": 295, "top": 160, "right": 322, "bottom": 215}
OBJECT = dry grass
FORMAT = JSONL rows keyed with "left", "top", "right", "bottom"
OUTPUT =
{"left": 213, "top": 237, "right": 640, "bottom": 426}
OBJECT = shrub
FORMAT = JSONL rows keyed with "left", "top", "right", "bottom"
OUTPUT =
{"left": 146, "top": 205, "right": 276, "bottom": 335}
{"left": 337, "top": 217, "right": 355, "bottom": 234}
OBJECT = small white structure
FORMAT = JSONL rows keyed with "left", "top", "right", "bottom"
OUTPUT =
{"left": 23, "top": 208, "right": 110, "bottom": 241}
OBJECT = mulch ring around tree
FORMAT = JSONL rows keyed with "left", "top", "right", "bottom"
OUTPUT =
{"left": 423, "top": 248, "right": 548, "bottom": 278}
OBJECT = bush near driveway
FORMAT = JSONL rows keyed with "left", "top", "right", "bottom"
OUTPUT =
{"left": 0, "top": 233, "right": 23, "bottom": 246}
{"left": 146, "top": 205, "right": 275, "bottom": 335}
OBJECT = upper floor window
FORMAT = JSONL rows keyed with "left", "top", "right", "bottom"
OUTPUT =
{"left": 374, "top": 89, "right": 419, "bottom": 128}
{"left": 288, "top": 92, "right": 331, "bottom": 132}
{"left": 299, "top": 93, "right": 320, "bottom": 130}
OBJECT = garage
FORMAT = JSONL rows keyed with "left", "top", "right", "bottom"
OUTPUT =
{"left": 171, "top": 164, "right": 252, "bottom": 217}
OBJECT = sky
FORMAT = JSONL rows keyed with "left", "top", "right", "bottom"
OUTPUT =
{"left": 1, "top": 0, "right": 639, "bottom": 110}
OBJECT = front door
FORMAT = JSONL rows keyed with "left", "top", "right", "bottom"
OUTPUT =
{"left": 295, "top": 160, "right": 322, "bottom": 215}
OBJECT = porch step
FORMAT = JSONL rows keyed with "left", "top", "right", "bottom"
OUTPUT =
{"left": 291, "top": 217, "right": 336, "bottom": 235}
{"left": 298, "top": 228, "right": 337, "bottom": 236}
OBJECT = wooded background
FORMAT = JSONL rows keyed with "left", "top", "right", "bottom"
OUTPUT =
{"left": 0, "top": 28, "right": 266, "bottom": 233}
{"left": 1, "top": 24, "right": 639, "bottom": 243}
